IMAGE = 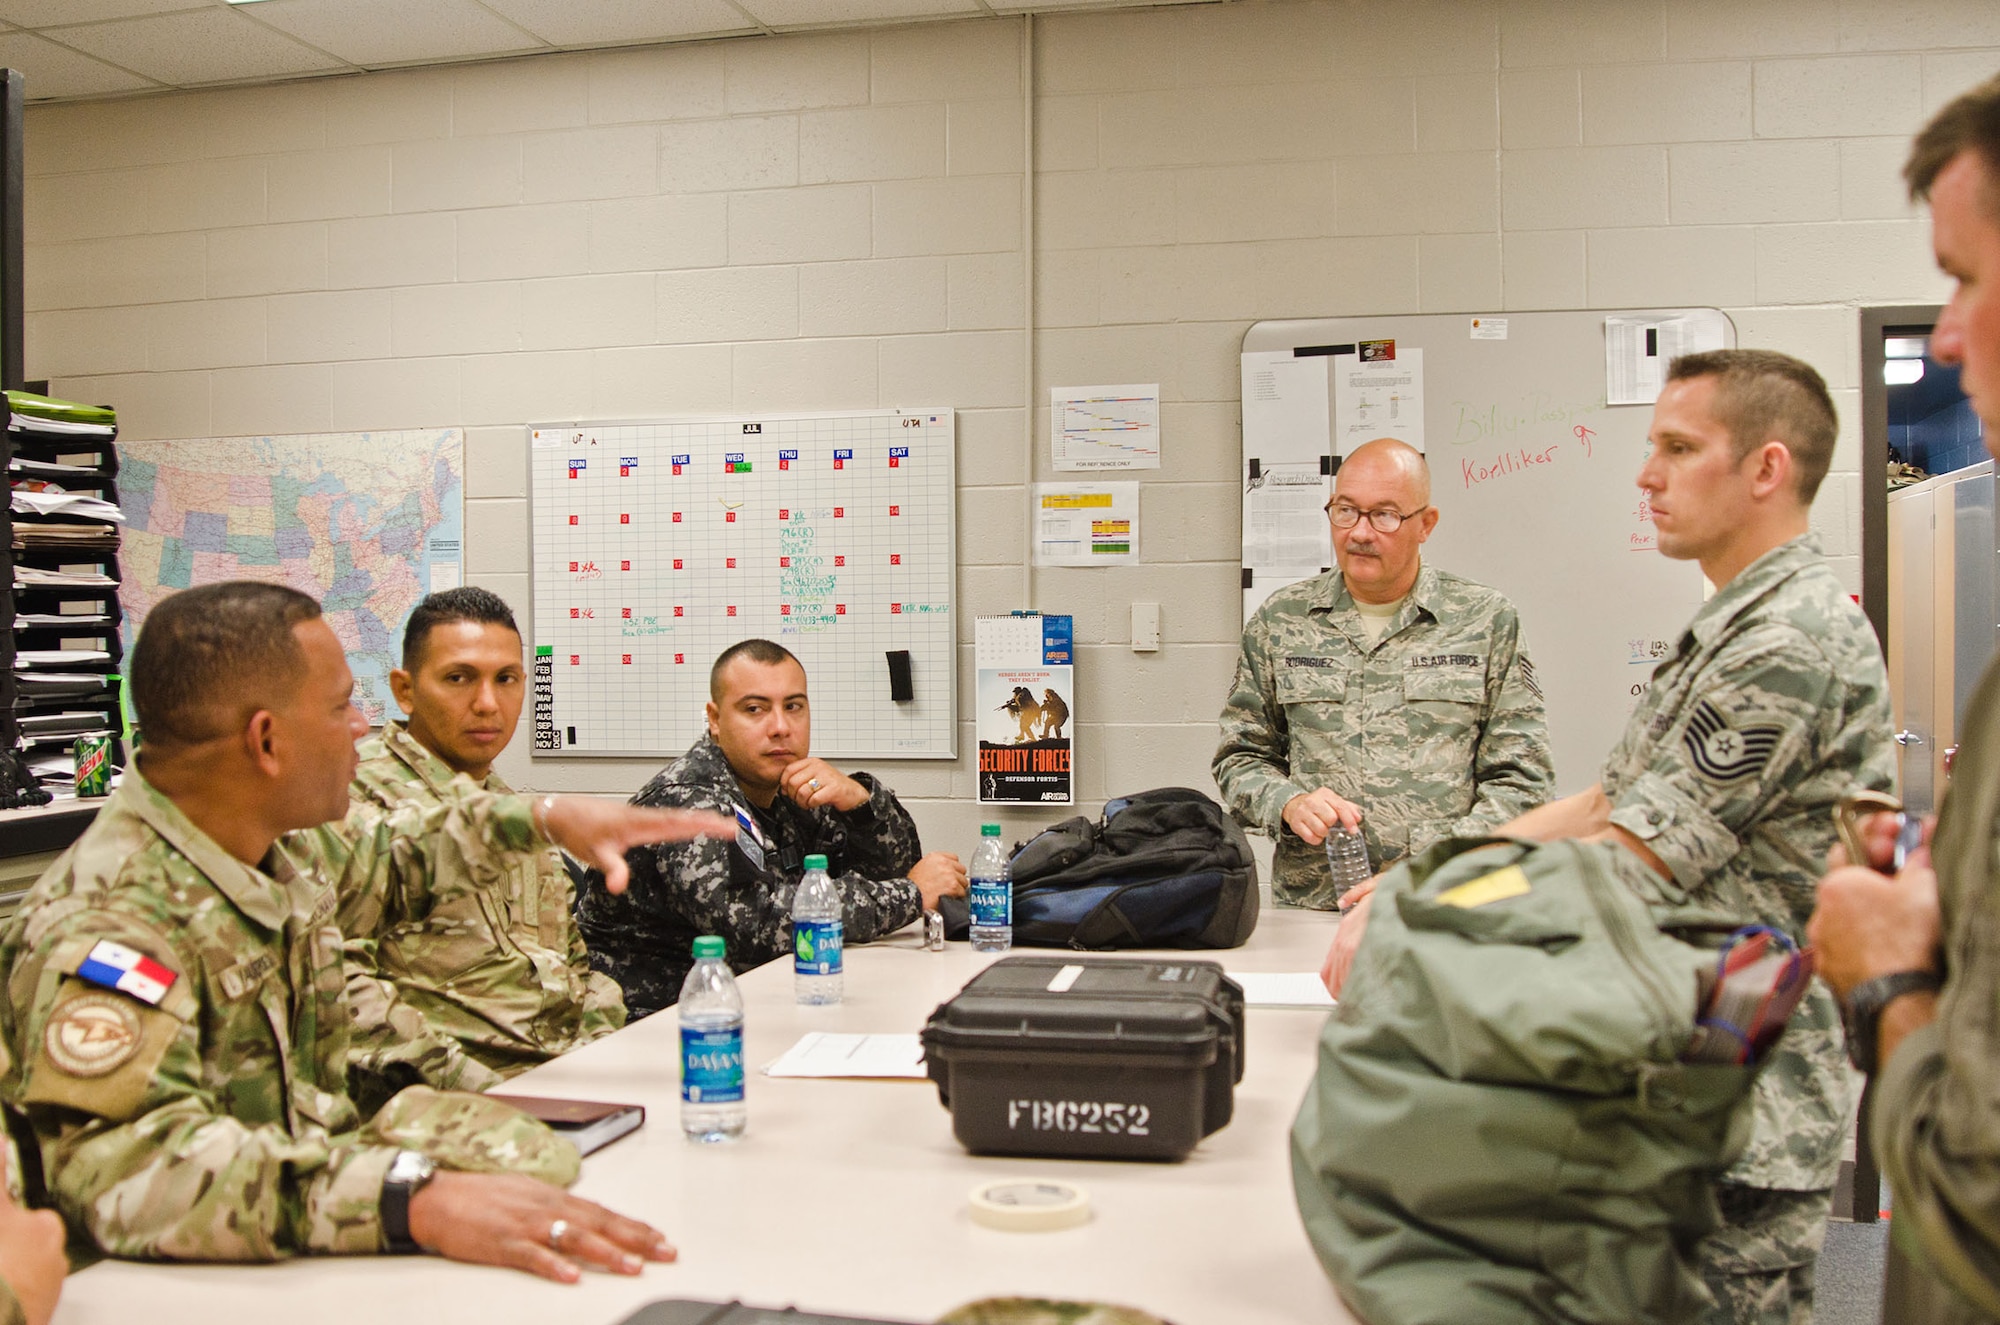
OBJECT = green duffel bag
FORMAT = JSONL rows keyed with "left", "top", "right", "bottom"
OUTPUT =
{"left": 1291, "top": 836, "right": 1765, "bottom": 1325}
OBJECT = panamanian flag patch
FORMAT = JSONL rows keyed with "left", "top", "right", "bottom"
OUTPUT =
{"left": 76, "top": 940, "right": 177, "bottom": 1006}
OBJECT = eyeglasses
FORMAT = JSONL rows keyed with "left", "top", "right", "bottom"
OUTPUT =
{"left": 1326, "top": 502, "right": 1426, "bottom": 533}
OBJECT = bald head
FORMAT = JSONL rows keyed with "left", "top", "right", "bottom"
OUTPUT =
{"left": 1337, "top": 438, "right": 1431, "bottom": 507}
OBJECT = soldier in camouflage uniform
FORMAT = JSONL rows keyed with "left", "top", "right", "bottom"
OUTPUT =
{"left": 579, "top": 639, "right": 967, "bottom": 1018}
{"left": 1810, "top": 80, "right": 2000, "bottom": 1325}
{"left": 1214, "top": 438, "right": 1554, "bottom": 909}
{"left": 0, "top": 582, "right": 727, "bottom": 1278}
{"left": 1441, "top": 351, "right": 1892, "bottom": 1324}
{"left": 326, "top": 588, "right": 625, "bottom": 1094}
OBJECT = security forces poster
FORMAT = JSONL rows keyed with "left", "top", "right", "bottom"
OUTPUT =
{"left": 976, "top": 613, "right": 1074, "bottom": 805}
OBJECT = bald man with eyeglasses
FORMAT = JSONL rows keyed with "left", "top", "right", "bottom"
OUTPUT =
{"left": 1213, "top": 437, "right": 1555, "bottom": 909}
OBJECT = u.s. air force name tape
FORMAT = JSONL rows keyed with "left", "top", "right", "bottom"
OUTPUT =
{"left": 968, "top": 1180, "right": 1091, "bottom": 1232}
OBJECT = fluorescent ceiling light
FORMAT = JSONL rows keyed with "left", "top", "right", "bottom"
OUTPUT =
{"left": 1885, "top": 337, "right": 1929, "bottom": 360}
{"left": 1885, "top": 359, "right": 1926, "bottom": 386}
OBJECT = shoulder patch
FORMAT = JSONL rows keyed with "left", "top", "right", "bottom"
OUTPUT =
{"left": 44, "top": 992, "right": 143, "bottom": 1077}
{"left": 75, "top": 939, "right": 178, "bottom": 1006}
{"left": 1683, "top": 700, "right": 1784, "bottom": 784}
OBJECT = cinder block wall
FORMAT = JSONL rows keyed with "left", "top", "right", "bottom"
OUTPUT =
{"left": 21, "top": 0, "right": 1988, "bottom": 852}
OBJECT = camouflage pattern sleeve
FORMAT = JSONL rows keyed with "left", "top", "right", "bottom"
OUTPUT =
{"left": 1212, "top": 609, "right": 1305, "bottom": 838}
{"left": 1604, "top": 624, "right": 1841, "bottom": 906}
{"left": 7, "top": 913, "right": 399, "bottom": 1260}
{"left": 818, "top": 773, "right": 924, "bottom": 942}
{"left": 1430, "top": 605, "right": 1554, "bottom": 849}
{"left": 294, "top": 807, "right": 520, "bottom": 1104}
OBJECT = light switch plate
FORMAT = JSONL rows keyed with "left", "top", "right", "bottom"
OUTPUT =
{"left": 1131, "top": 601, "right": 1160, "bottom": 651}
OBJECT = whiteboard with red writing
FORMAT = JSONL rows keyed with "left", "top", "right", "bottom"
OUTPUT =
{"left": 1241, "top": 311, "right": 1732, "bottom": 792}
{"left": 528, "top": 409, "right": 956, "bottom": 760}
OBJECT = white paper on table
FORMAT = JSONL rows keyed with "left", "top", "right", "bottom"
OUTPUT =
{"left": 1052, "top": 384, "right": 1161, "bottom": 471}
{"left": 762, "top": 1032, "right": 929, "bottom": 1079}
{"left": 1334, "top": 348, "right": 1424, "bottom": 452}
{"left": 1032, "top": 482, "right": 1139, "bottom": 567}
{"left": 1605, "top": 314, "right": 1729, "bottom": 406}
{"left": 1230, "top": 972, "right": 1336, "bottom": 1009}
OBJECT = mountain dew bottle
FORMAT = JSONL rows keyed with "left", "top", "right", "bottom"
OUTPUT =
{"left": 792, "top": 854, "right": 843, "bottom": 1005}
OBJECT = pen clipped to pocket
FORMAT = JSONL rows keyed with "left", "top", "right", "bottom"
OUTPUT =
{"left": 1834, "top": 790, "right": 1923, "bottom": 874}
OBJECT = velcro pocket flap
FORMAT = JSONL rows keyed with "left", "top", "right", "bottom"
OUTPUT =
{"left": 1277, "top": 664, "right": 1346, "bottom": 705}
{"left": 1403, "top": 667, "right": 1486, "bottom": 705}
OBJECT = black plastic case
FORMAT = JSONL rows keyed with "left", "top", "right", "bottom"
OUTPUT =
{"left": 920, "top": 956, "right": 1245, "bottom": 1162}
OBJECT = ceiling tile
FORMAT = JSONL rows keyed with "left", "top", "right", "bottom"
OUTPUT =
{"left": 0, "top": 30, "right": 158, "bottom": 98}
{"left": 51, "top": 8, "right": 344, "bottom": 85}
{"left": 742, "top": 0, "right": 981, "bottom": 25}
{"left": 247, "top": 0, "right": 547, "bottom": 67}
{"left": 478, "top": 0, "right": 759, "bottom": 46}
{"left": 0, "top": 0, "right": 206, "bottom": 25}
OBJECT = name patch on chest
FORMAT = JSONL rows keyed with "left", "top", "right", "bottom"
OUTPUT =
{"left": 219, "top": 953, "right": 278, "bottom": 1000}
{"left": 1284, "top": 656, "right": 1339, "bottom": 669}
{"left": 1410, "top": 654, "right": 1481, "bottom": 669}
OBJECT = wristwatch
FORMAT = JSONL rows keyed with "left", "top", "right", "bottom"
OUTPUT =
{"left": 380, "top": 1149, "right": 438, "bottom": 1254}
{"left": 1843, "top": 970, "right": 1942, "bottom": 1076}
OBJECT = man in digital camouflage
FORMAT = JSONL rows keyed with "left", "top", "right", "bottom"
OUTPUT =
{"left": 325, "top": 587, "right": 625, "bottom": 1095}
{"left": 578, "top": 638, "right": 967, "bottom": 1018}
{"left": 1372, "top": 350, "right": 1890, "bottom": 1324}
{"left": 0, "top": 581, "right": 731, "bottom": 1280}
{"left": 1811, "top": 74, "right": 2000, "bottom": 1325}
{"left": 1213, "top": 437, "right": 1554, "bottom": 909}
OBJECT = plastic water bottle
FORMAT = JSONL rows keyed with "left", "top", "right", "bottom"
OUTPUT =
{"left": 679, "top": 935, "right": 746, "bottom": 1143}
{"left": 969, "top": 823, "right": 1012, "bottom": 953}
{"left": 1324, "top": 826, "right": 1372, "bottom": 905}
{"left": 793, "top": 853, "right": 844, "bottom": 1005}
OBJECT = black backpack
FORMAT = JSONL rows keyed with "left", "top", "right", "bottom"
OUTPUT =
{"left": 942, "top": 788, "right": 1260, "bottom": 949}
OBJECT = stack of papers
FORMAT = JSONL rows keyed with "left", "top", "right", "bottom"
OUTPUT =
{"left": 13, "top": 568, "right": 116, "bottom": 589}
{"left": 11, "top": 488, "right": 125, "bottom": 522}
{"left": 14, "top": 650, "right": 111, "bottom": 668}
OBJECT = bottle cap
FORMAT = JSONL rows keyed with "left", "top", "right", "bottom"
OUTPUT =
{"left": 981, "top": 824, "right": 1002, "bottom": 837}
{"left": 692, "top": 935, "right": 725, "bottom": 959}
{"left": 967, "top": 1179, "right": 1090, "bottom": 1232}
{"left": 803, "top": 853, "right": 829, "bottom": 870}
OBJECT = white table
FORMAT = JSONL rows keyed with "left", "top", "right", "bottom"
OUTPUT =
{"left": 55, "top": 909, "right": 1354, "bottom": 1325}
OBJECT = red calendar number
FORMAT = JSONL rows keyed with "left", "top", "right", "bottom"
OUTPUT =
{"left": 890, "top": 553, "right": 901, "bottom": 565}
{"left": 568, "top": 515, "right": 579, "bottom": 525}
{"left": 622, "top": 654, "right": 632, "bottom": 665}
{"left": 834, "top": 507, "right": 845, "bottom": 518}
{"left": 779, "top": 509, "right": 789, "bottom": 519}
{"left": 622, "top": 608, "right": 633, "bottom": 619}
{"left": 673, "top": 558, "right": 684, "bottom": 570}
{"left": 726, "top": 557, "right": 736, "bottom": 569}
{"left": 674, "top": 606, "right": 685, "bottom": 617}
{"left": 620, "top": 559, "right": 631, "bottom": 571}
{"left": 889, "top": 505, "right": 900, "bottom": 516}
{"left": 780, "top": 556, "right": 791, "bottom": 567}
{"left": 891, "top": 603, "right": 902, "bottom": 614}
{"left": 569, "top": 655, "right": 580, "bottom": 666}
{"left": 781, "top": 605, "right": 791, "bottom": 616}
{"left": 835, "top": 604, "right": 846, "bottom": 616}
{"left": 727, "top": 605, "right": 738, "bottom": 617}
{"left": 675, "top": 653, "right": 685, "bottom": 664}
{"left": 569, "top": 608, "right": 580, "bottom": 618}
{"left": 672, "top": 511, "right": 682, "bottom": 523}
{"left": 834, "top": 555, "right": 845, "bottom": 567}
{"left": 726, "top": 512, "right": 737, "bottom": 523}
{"left": 620, "top": 513, "right": 630, "bottom": 524}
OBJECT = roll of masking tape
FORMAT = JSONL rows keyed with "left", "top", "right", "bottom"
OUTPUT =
{"left": 968, "top": 1179, "right": 1091, "bottom": 1232}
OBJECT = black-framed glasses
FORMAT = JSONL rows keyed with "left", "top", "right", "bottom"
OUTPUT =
{"left": 1326, "top": 502, "right": 1426, "bottom": 533}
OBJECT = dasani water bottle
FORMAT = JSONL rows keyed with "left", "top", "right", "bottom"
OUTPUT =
{"left": 793, "top": 853, "right": 844, "bottom": 1005}
{"left": 679, "top": 935, "right": 746, "bottom": 1143}
{"left": 969, "top": 823, "right": 1012, "bottom": 953}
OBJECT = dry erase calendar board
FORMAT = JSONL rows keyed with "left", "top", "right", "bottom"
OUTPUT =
{"left": 528, "top": 410, "right": 956, "bottom": 760}
{"left": 1241, "top": 311, "right": 1733, "bottom": 792}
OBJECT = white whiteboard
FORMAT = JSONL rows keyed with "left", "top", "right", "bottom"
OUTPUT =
{"left": 528, "top": 409, "right": 956, "bottom": 760}
{"left": 1241, "top": 311, "right": 1732, "bottom": 793}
